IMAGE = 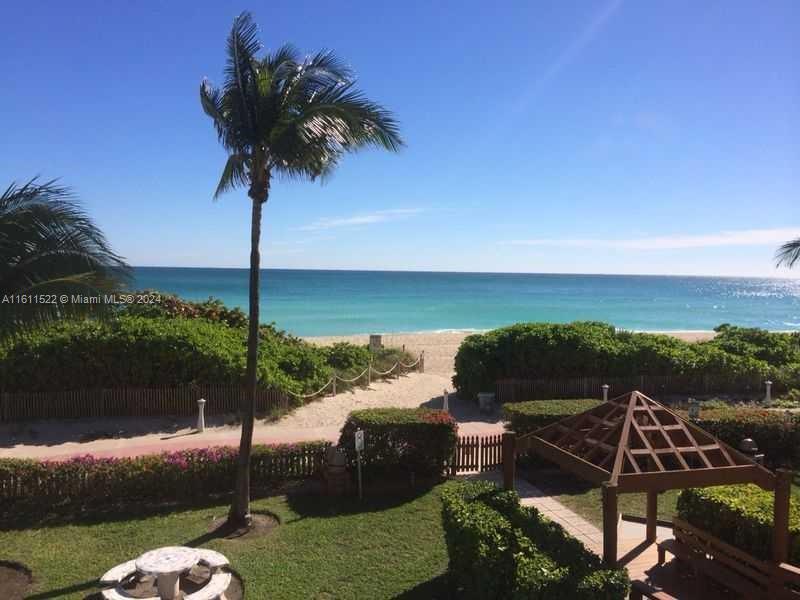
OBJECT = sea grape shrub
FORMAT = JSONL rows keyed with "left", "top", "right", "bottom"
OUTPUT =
{"left": 120, "top": 290, "right": 248, "bottom": 328}
{"left": 682, "top": 408, "right": 800, "bottom": 468}
{"left": 0, "top": 316, "right": 256, "bottom": 391}
{"left": 324, "top": 342, "right": 372, "bottom": 372}
{"left": 441, "top": 481, "right": 630, "bottom": 599}
{"left": 0, "top": 442, "right": 329, "bottom": 513}
{"left": 338, "top": 408, "right": 458, "bottom": 479}
{"left": 502, "top": 399, "right": 603, "bottom": 436}
{"left": 712, "top": 324, "right": 800, "bottom": 366}
{"left": 677, "top": 485, "right": 800, "bottom": 565}
{"left": 453, "top": 321, "right": 793, "bottom": 401}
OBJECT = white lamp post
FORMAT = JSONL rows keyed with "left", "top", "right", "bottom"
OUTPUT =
{"left": 765, "top": 380, "right": 773, "bottom": 406}
{"left": 443, "top": 389, "right": 449, "bottom": 413}
{"left": 197, "top": 397, "right": 206, "bottom": 432}
{"left": 602, "top": 384, "right": 610, "bottom": 402}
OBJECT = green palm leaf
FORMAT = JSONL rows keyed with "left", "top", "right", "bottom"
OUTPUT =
{"left": 0, "top": 178, "right": 130, "bottom": 337}
{"left": 776, "top": 237, "right": 800, "bottom": 269}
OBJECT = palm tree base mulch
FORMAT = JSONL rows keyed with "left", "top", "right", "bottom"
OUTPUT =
{"left": 0, "top": 561, "right": 33, "bottom": 600}
{"left": 208, "top": 512, "right": 279, "bottom": 541}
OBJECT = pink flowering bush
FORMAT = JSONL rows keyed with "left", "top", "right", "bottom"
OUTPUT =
{"left": 0, "top": 442, "right": 329, "bottom": 511}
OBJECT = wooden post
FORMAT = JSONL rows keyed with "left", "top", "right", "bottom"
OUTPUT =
{"left": 332, "top": 377, "right": 336, "bottom": 397}
{"left": 420, "top": 351, "right": 425, "bottom": 373}
{"left": 502, "top": 432, "right": 516, "bottom": 491}
{"left": 773, "top": 468, "right": 793, "bottom": 563}
{"left": 602, "top": 482, "right": 619, "bottom": 566}
{"left": 646, "top": 491, "right": 658, "bottom": 542}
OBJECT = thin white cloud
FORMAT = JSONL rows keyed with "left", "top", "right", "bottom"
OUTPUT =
{"left": 519, "top": 0, "right": 623, "bottom": 106}
{"left": 298, "top": 208, "right": 424, "bottom": 231}
{"left": 506, "top": 228, "right": 800, "bottom": 250}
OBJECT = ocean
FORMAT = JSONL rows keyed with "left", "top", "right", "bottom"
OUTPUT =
{"left": 130, "top": 267, "right": 800, "bottom": 337}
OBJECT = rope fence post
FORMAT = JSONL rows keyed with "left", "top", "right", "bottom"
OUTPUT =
{"left": 332, "top": 376, "right": 336, "bottom": 397}
{"left": 420, "top": 350, "right": 425, "bottom": 373}
{"left": 367, "top": 361, "right": 372, "bottom": 386}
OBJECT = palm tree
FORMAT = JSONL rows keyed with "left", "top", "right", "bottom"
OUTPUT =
{"left": 776, "top": 238, "right": 800, "bottom": 269}
{"left": 0, "top": 178, "right": 130, "bottom": 337}
{"left": 200, "top": 12, "right": 402, "bottom": 527}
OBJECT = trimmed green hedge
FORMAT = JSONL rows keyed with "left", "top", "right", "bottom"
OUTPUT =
{"left": 453, "top": 321, "right": 797, "bottom": 401}
{"left": 503, "top": 399, "right": 602, "bottom": 435}
{"left": 685, "top": 408, "right": 800, "bottom": 468}
{"left": 338, "top": 408, "right": 458, "bottom": 478}
{"left": 0, "top": 442, "right": 329, "bottom": 513}
{"left": 442, "top": 481, "right": 629, "bottom": 599}
{"left": 677, "top": 485, "right": 800, "bottom": 565}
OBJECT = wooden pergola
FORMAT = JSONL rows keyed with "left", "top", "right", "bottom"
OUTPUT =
{"left": 502, "top": 390, "right": 793, "bottom": 566}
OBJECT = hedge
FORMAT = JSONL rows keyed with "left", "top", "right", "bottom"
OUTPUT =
{"left": 442, "top": 481, "right": 629, "bottom": 599}
{"left": 684, "top": 408, "right": 800, "bottom": 468}
{"left": 677, "top": 485, "right": 800, "bottom": 565}
{"left": 0, "top": 312, "right": 413, "bottom": 399}
{"left": 453, "top": 321, "right": 797, "bottom": 401}
{"left": 503, "top": 399, "right": 602, "bottom": 435}
{"left": 0, "top": 442, "right": 329, "bottom": 512}
{"left": 338, "top": 408, "right": 458, "bottom": 479}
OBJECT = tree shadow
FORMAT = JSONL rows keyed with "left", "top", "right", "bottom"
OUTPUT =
{"left": 0, "top": 413, "right": 244, "bottom": 449}
{"left": 392, "top": 573, "right": 453, "bottom": 599}
{"left": 284, "top": 483, "right": 439, "bottom": 522}
{"left": 419, "top": 393, "right": 502, "bottom": 426}
{"left": 0, "top": 481, "right": 304, "bottom": 532}
{"left": 25, "top": 578, "right": 97, "bottom": 600}
{"left": 520, "top": 466, "right": 594, "bottom": 496}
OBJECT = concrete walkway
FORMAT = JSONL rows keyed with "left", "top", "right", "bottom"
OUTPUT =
{"left": 472, "top": 471, "right": 673, "bottom": 584}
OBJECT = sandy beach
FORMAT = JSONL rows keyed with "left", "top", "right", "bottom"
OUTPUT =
{"left": 0, "top": 329, "right": 718, "bottom": 459}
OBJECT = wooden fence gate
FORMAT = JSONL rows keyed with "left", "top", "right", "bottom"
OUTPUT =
{"left": 450, "top": 434, "right": 503, "bottom": 475}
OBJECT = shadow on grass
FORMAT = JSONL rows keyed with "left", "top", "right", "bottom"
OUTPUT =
{"left": 0, "top": 481, "right": 307, "bottom": 532}
{"left": 285, "top": 482, "right": 440, "bottom": 521}
{"left": 25, "top": 578, "right": 97, "bottom": 599}
{"left": 392, "top": 573, "right": 453, "bottom": 599}
{"left": 520, "top": 466, "right": 595, "bottom": 497}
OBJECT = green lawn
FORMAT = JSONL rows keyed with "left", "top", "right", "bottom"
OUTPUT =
{"left": 1, "top": 485, "right": 450, "bottom": 600}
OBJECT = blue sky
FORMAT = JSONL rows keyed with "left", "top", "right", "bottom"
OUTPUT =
{"left": 2, "top": 1, "right": 798, "bottom": 277}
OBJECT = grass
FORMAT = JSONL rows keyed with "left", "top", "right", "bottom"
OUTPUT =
{"left": 0, "top": 485, "right": 450, "bottom": 600}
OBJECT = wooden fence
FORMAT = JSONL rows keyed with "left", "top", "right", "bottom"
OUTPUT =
{"left": 451, "top": 434, "right": 503, "bottom": 474}
{"left": 0, "top": 443, "right": 329, "bottom": 505}
{"left": 496, "top": 373, "right": 768, "bottom": 404}
{"left": 0, "top": 385, "right": 289, "bottom": 422}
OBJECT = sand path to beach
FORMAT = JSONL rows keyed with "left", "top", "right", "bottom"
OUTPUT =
{"left": 0, "top": 330, "right": 715, "bottom": 460}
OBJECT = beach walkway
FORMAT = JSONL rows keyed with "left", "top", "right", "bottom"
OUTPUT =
{"left": 0, "top": 371, "right": 503, "bottom": 460}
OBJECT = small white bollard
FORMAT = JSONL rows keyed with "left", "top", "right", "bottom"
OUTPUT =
{"left": 602, "top": 384, "right": 609, "bottom": 402}
{"left": 196, "top": 398, "right": 206, "bottom": 432}
{"left": 765, "top": 380, "right": 773, "bottom": 406}
{"left": 443, "top": 389, "right": 449, "bottom": 413}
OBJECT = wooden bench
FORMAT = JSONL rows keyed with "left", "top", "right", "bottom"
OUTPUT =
{"left": 657, "top": 517, "right": 800, "bottom": 600}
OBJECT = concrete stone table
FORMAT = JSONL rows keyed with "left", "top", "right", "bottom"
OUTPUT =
{"left": 135, "top": 546, "right": 199, "bottom": 599}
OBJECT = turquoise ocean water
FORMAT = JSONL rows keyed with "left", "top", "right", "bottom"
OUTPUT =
{"left": 131, "top": 267, "right": 800, "bottom": 337}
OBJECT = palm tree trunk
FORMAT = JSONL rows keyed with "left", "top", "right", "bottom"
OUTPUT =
{"left": 229, "top": 193, "right": 264, "bottom": 527}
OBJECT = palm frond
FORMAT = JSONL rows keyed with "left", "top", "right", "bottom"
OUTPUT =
{"left": 0, "top": 178, "right": 130, "bottom": 337}
{"left": 214, "top": 154, "right": 250, "bottom": 198}
{"left": 776, "top": 237, "right": 800, "bottom": 269}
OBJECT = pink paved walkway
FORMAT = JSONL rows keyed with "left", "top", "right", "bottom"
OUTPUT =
{"left": 8, "top": 419, "right": 502, "bottom": 461}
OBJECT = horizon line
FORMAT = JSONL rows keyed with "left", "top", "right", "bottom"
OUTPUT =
{"left": 129, "top": 265, "right": 800, "bottom": 281}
